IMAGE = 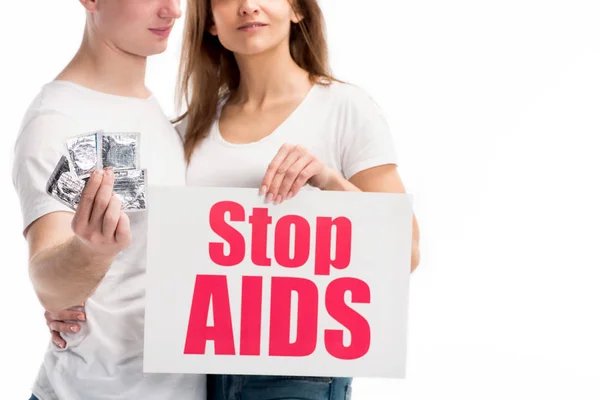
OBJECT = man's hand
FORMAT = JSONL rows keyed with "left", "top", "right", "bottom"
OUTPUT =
{"left": 71, "top": 168, "right": 131, "bottom": 259}
{"left": 27, "top": 168, "right": 133, "bottom": 313}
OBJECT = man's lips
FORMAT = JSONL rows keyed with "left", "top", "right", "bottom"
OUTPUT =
{"left": 149, "top": 26, "right": 173, "bottom": 38}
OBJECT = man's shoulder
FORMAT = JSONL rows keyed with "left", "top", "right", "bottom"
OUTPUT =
{"left": 34, "top": 81, "right": 80, "bottom": 110}
{"left": 20, "top": 82, "right": 83, "bottom": 129}
{"left": 14, "top": 84, "right": 87, "bottom": 159}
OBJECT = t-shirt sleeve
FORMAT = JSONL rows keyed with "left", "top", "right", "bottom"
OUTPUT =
{"left": 12, "top": 111, "right": 78, "bottom": 234}
{"left": 339, "top": 89, "right": 399, "bottom": 180}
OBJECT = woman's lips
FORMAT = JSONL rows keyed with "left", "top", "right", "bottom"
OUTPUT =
{"left": 238, "top": 23, "right": 268, "bottom": 32}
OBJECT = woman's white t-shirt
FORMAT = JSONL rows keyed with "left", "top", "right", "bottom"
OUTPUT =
{"left": 179, "top": 81, "right": 398, "bottom": 189}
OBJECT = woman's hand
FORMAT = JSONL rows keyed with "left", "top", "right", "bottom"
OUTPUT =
{"left": 44, "top": 305, "right": 86, "bottom": 349}
{"left": 260, "top": 144, "right": 334, "bottom": 203}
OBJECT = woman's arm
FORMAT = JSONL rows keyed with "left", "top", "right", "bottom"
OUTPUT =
{"left": 261, "top": 144, "right": 420, "bottom": 272}
{"left": 331, "top": 164, "right": 421, "bottom": 272}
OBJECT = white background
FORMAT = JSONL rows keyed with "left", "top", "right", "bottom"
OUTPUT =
{"left": 1, "top": 0, "right": 599, "bottom": 399}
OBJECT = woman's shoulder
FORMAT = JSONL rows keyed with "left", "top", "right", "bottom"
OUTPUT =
{"left": 316, "top": 79, "right": 386, "bottom": 121}
{"left": 174, "top": 93, "right": 229, "bottom": 136}
{"left": 320, "top": 79, "right": 383, "bottom": 108}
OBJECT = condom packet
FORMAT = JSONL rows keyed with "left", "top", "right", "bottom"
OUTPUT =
{"left": 113, "top": 169, "right": 147, "bottom": 212}
{"left": 100, "top": 132, "right": 141, "bottom": 172}
{"left": 65, "top": 131, "right": 101, "bottom": 178}
{"left": 46, "top": 155, "right": 85, "bottom": 211}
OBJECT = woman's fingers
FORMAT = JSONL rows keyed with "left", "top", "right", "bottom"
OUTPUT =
{"left": 45, "top": 309, "right": 86, "bottom": 323}
{"left": 48, "top": 320, "right": 80, "bottom": 334}
{"left": 262, "top": 144, "right": 327, "bottom": 203}
{"left": 278, "top": 155, "right": 313, "bottom": 200}
{"left": 45, "top": 306, "right": 87, "bottom": 349}
{"left": 261, "top": 144, "right": 294, "bottom": 198}
{"left": 267, "top": 151, "right": 303, "bottom": 204}
{"left": 289, "top": 159, "right": 321, "bottom": 198}
{"left": 51, "top": 331, "right": 66, "bottom": 349}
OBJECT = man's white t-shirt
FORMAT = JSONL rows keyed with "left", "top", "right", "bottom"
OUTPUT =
{"left": 179, "top": 80, "right": 398, "bottom": 189}
{"left": 12, "top": 81, "right": 206, "bottom": 400}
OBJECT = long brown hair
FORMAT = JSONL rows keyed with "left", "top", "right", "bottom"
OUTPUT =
{"left": 174, "top": 0, "right": 336, "bottom": 163}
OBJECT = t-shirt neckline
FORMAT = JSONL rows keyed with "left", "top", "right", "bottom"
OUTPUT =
{"left": 49, "top": 80, "right": 155, "bottom": 103}
{"left": 213, "top": 83, "right": 319, "bottom": 148}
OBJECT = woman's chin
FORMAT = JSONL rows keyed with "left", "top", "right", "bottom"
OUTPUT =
{"left": 226, "top": 40, "right": 280, "bottom": 58}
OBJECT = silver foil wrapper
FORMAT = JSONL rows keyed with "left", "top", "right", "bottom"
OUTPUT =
{"left": 101, "top": 132, "right": 140, "bottom": 171}
{"left": 113, "top": 169, "right": 147, "bottom": 212}
{"left": 66, "top": 131, "right": 100, "bottom": 178}
{"left": 46, "top": 156, "right": 85, "bottom": 210}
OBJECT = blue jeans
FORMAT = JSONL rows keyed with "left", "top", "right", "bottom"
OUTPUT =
{"left": 29, "top": 376, "right": 353, "bottom": 400}
{"left": 208, "top": 375, "right": 352, "bottom": 400}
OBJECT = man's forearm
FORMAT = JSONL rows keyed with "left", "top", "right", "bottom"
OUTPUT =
{"left": 29, "top": 236, "right": 113, "bottom": 312}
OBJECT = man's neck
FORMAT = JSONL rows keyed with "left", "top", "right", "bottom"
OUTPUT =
{"left": 56, "top": 30, "right": 150, "bottom": 99}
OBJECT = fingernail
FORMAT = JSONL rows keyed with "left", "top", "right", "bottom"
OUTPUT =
{"left": 260, "top": 185, "right": 267, "bottom": 195}
{"left": 286, "top": 192, "right": 293, "bottom": 200}
{"left": 71, "top": 325, "right": 79, "bottom": 332}
{"left": 78, "top": 314, "right": 86, "bottom": 321}
{"left": 275, "top": 195, "right": 283, "bottom": 204}
{"left": 266, "top": 193, "right": 273, "bottom": 203}
{"left": 55, "top": 342, "right": 64, "bottom": 348}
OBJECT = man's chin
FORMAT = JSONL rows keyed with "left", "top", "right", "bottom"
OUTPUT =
{"left": 138, "top": 44, "right": 169, "bottom": 57}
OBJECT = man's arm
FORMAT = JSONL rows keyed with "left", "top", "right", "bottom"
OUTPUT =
{"left": 26, "top": 168, "right": 131, "bottom": 313}
{"left": 27, "top": 213, "right": 112, "bottom": 313}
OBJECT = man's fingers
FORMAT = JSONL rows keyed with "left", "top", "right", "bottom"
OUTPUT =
{"left": 115, "top": 211, "right": 131, "bottom": 247}
{"left": 89, "top": 169, "right": 115, "bottom": 231}
{"left": 73, "top": 169, "right": 104, "bottom": 229}
{"left": 261, "top": 144, "right": 293, "bottom": 195}
{"left": 48, "top": 321, "right": 80, "bottom": 334}
{"left": 102, "top": 194, "right": 122, "bottom": 236}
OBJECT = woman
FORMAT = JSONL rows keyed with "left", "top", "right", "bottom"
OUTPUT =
{"left": 175, "top": 0, "right": 421, "bottom": 398}
{"left": 46, "top": 0, "right": 421, "bottom": 398}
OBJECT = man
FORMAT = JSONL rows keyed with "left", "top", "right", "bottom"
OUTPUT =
{"left": 12, "top": 1, "right": 205, "bottom": 399}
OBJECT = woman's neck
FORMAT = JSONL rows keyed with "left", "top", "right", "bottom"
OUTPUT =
{"left": 56, "top": 27, "right": 150, "bottom": 99}
{"left": 233, "top": 41, "right": 312, "bottom": 107}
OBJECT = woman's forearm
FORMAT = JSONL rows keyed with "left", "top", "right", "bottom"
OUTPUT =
{"left": 322, "top": 169, "right": 361, "bottom": 192}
